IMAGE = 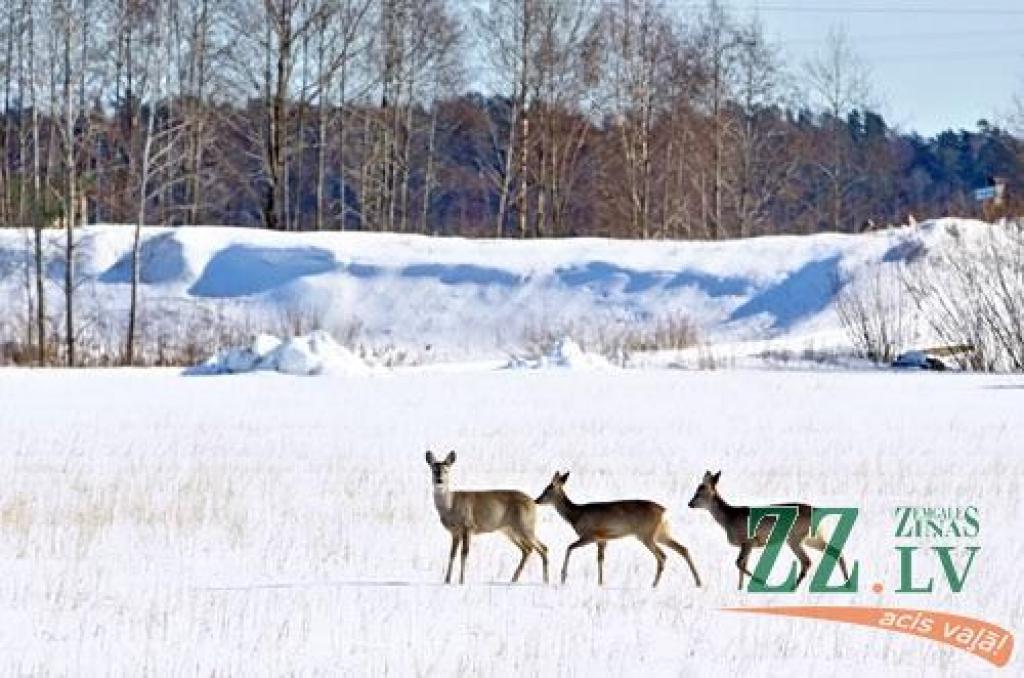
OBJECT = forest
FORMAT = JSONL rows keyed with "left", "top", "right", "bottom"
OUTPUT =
{"left": 0, "top": 0, "right": 1022, "bottom": 241}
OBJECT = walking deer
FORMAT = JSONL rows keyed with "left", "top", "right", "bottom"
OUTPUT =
{"left": 425, "top": 450, "right": 549, "bottom": 585}
{"left": 535, "top": 472, "right": 701, "bottom": 588}
{"left": 688, "top": 470, "right": 851, "bottom": 590}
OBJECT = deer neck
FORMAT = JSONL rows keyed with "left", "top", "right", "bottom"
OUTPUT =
{"left": 551, "top": 491, "right": 583, "bottom": 527}
{"left": 709, "top": 493, "right": 746, "bottom": 537}
{"left": 433, "top": 482, "right": 454, "bottom": 515}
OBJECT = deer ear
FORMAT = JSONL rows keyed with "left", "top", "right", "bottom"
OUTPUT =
{"left": 425, "top": 451, "right": 436, "bottom": 465}
{"left": 550, "top": 471, "right": 561, "bottom": 483}
{"left": 712, "top": 470, "right": 721, "bottom": 484}
{"left": 560, "top": 471, "right": 570, "bottom": 484}
{"left": 445, "top": 450, "right": 457, "bottom": 464}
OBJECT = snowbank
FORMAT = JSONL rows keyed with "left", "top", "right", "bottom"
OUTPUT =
{"left": 0, "top": 218, "right": 1005, "bottom": 363}
{"left": 505, "top": 337, "right": 617, "bottom": 370}
{"left": 190, "top": 331, "right": 373, "bottom": 376}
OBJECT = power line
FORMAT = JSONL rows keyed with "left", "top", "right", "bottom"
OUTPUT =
{"left": 863, "top": 49, "right": 1024, "bottom": 64}
{"left": 672, "top": 2, "right": 1024, "bottom": 17}
{"left": 784, "top": 29, "right": 1024, "bottom": 46}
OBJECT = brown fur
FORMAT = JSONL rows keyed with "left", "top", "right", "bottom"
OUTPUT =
{"left": 426, "top": 450, "right": 549, "bottom": 585}
{"left": 688, "top": 470, "right": 851, "bottom": 590}
{"left": 536, "top": 472, "right": 701, "bottom": 588}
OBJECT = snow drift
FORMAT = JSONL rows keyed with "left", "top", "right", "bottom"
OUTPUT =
{"left": 0, "top": 218, "right": 1005, "bottom": 363}
{"left": 190, "top": 330, "right": 372, "bottom": 376}
{"left": 505, "top": 337, "right": 617, "bottom": 371}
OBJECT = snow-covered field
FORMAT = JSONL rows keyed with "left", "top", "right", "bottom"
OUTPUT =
{"left": 1, "top": 367, "right": 1021, "bottom": 675}
{"left": 0, "top": 219, "right": 975, "bottom": 363}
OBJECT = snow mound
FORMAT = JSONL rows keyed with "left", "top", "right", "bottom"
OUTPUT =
{"left": 0, "top": 219, "right": 1011, "bottom": 364}
{"left": 190, "top": 331, "right": 372, "bottom": 376}
{"left": 506, "top": 337, "right": 616, "bottom": 370}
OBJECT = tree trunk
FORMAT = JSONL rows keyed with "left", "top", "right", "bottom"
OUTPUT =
{"left": 63, "top": 3, "right": 76, "bottom": 367}
{"left": 30, "top": 0, "right": 45, "bottom": 362}
{"left": 421, "top": 106, "right": 437, "bottom": 234}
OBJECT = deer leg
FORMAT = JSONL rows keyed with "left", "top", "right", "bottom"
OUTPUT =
{"left": 736, "top": 542, "right": 753, "bottom": 590}
{"left": 529, "top": 536, "right": 550, "bottom": 584}
{"left": 459, "top": 530, "right": 471, "bottom": 585}
{"left": 837, "top": 554, "right": 850, "bottom": 582}
{"left": 561, "top": 536, "right": 595, "bottom": 584}
{"left": 596, "top": 541, "right": 607, "bottom": 586}
{"left": 659, "top": 535, "right": 702, "bottom": 587}
{"left": 444, "top": 532, "right": 460, "bottom": 584}
{"left": 805, "top": 535, "right": 851, "bottom": 583}
{"left": 788, "top": 539, "right": 812, "bottom": 589}
{"left": 509, "top": 535, "right": 531, "bottom": 584}
{"left": 639, "top": 537, "right": 667, "bottom": 588}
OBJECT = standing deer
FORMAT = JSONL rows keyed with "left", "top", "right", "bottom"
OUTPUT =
{"left": 535, "top": 471, "right": 701, "bottom": 588}
{"left": 425, "top": 450, "right": 549, "bottom": 585}
{"left": 688, "top": 470, "right": 851, "bottom": 590}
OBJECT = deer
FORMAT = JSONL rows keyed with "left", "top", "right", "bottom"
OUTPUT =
{"left": 425, "top": 450, "right": 549, "bottom": 585}
{"left": 687, "top": 470, "right": 851, "bottom": 590}
{"left": 534, "top": 471, "right": 701, "bottom": 588}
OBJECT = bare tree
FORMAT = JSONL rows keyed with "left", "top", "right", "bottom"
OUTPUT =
{"left": 55, "top": 0, "right": 81, "bottom": 366}
{"left": 530, "top": 0, "right": 599, "bottom": 237}
{"left": 224, "top": 0, "right": 326, "bottom": 230}
{"left": 804, "top": 25, "right": 871, "bottom": 233}
{"left": 125, "top": 1, "right": 186, "bottom": 365}
{"left": 309, "top": 0, "right": 372, "bottom": 231}
{"left": 28, "top": 2, "right": 48, "bottom": 362}
{"left": 692, "top": 0, "right": 738, "bottom": 239}
{"left": 600, "top": 0, "right": 676, "bottom": 239}
{"left": 836, "top": 264, "right": 911, "bottom": 364}
{"left": 902, "top": 223, "right": 1024, "bottom": 371}
{"left": 728, "top": 16, "right": 795, "bottom": 237}
{"left": 178, "top": 0, "right": 218, "bottom": 226}
{"left": 476, "top": 0, "right": 541, "bottom": 237}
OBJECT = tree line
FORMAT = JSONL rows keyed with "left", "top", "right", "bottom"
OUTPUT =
{"left": 2, "top": 0, "right": 1022, "bottom": 238}
{"left": 1, "top": 0, "right": 1023, "bottom": 366}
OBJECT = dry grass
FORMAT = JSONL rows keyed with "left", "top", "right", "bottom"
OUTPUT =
{"left": 521, "top": 313, "right": 701, "bottom": 365}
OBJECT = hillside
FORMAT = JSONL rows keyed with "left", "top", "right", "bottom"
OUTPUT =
{"left": 0, "top": 219, "right": 992, "bottom": 365}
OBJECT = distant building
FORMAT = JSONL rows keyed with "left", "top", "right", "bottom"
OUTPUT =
{"left": 976, "top": 176, "right": 1010, "bottom": 221}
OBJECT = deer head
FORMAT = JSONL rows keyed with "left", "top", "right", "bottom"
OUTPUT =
{"left": 425, "top": 450, "right": 457, "bottom": 487}
{"left": 535, "top": 471, "right": 570, "bottom": 504}
{"left": 688, "top": 470, "right": 721, "bottom": 509}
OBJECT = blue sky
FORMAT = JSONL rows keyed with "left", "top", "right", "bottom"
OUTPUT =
{"left": 708, "top": 1, "right": 1024, "bottom": 134}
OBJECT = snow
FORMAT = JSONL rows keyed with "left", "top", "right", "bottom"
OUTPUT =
{"left": 506, "top": 337, "right": 617, "bottom": 370}
{"left": 0, "top": 368, "right": 1020, "bottom": 674}
{"left": 191, "top": 330, "right": 372, "bottom": 375}
{"left": 0, "top": 219, "right": 995, "bottom": 363}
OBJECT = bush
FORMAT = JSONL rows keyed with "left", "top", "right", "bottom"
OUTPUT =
{"left": 900, "top": 221, "right": 1024, "bottom": 372}
{"left": 835, "top": 264, "right": 912, "bottom": 365}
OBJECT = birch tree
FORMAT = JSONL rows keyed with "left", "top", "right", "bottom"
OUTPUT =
{"left": 125, "top": 1, "right": 185, "bottom": 364}
{"left": 805, "top": 25, "right": 871, "bottom": 232}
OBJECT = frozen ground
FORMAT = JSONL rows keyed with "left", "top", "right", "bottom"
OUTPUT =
{"left": 0, "top": 219, "right": 991, "bottom": 363}
{"left": 0, "top": 368, "right": 1021, "bottom": 675}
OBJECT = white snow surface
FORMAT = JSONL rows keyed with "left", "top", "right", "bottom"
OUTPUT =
{"left": 506, "top": 337, "right": 617, "bottom": 370}
{"left": 0, "top": 218, "right": 996, "bottom": 362}
{"left": 0, "top": 368, "right": 1021, "bottom": 674}
{"left": 192, "top": 330, "right": 372, "bottom": 375}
